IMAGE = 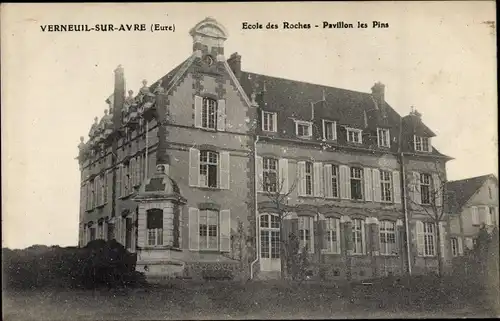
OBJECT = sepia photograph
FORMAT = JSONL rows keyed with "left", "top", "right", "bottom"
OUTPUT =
{"left": 1, "top": 2, "right": 498, "bottom": 320}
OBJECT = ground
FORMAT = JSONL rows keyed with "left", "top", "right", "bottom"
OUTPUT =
{"left": 2, "top": 280, "right": 497, "bottom": 320}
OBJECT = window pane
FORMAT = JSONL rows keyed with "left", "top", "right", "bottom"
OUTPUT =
{"left": 147, "top": 209, "right": 163, "bottom": 229}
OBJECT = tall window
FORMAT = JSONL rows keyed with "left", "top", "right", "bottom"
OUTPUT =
{"left": 90, "top": 179, "right": 95, "bottom": 208}
{"left": 200, "top": 151, "right": 218, "bottom": 188}
{"left": 414, "top": 136, "right": 430, "bottom": 152}
{"left": 122, "top": 163, "right": 130, "bottom": 196}
{"left": 199, "top": 210, "right": 218, "bottom": 250}
{"left": 305, "top": 162, "right": 313, "bottom": 196}
{"left": 331, "top": 165, "right": 339, "bottom": 198}
{"left": 201, "top": 98, "right": 217, "bottom": 130}
{"left": 89, "top": 226, "right": 96, "bottom": 241}
{"left": 352, "top": 219, "right": 365, "bottom": 254}
{"left": 147, "top": 209, "right": 163, "bottom": 246}
{"left": 263, "top": 157, "right": 278, "bottom": 193}
{"left": 423, "top": 222, "right": 435, "bottom": 256}
{"left": 296, "top": 121, "right": 312, "bottom": 138}
{"left": 324, "top": 217, "right": 340, "bottom": 254}
{"left": 380, "top": 170, "right": 393, "bottom": 202}
{"left": 488, "top": 207, "right": 495, "bottom": 225}
{"left": 346, "top": 128, "right": 362, "bottom": 144}
{"left": 125, "top": 218, "right": 133, "bottom": 250}
{"left": 323, "top": 120, "right": 337, "bottom": 141}
{"left": 98, "top": 221, "right": 104, "bottom": 239}
{"left": 350, "top": 167, "right": 363, "bottom": 200}
{"left": 420, "top": 173, "right": 431, "bottom": 204}
{"left": 299, "top": 216, "right": 313, "bottom": 252}
{"left": 380, "top": 221, "right": 397, "bottom": 255}
{"left": 100, "top": 174, "right": 106, "bottom": 205}
{"left": 262, "top": 111, "right": 277, "bottom": 132}
{"left": 451, "top": 237, "right": 459, "bottom": 257}
{"left": 377, "top": 128, "right": 390, "bottom": 148}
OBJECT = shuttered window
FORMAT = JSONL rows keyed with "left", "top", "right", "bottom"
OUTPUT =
{"left": 350, "top": 167, "right": 363, "bottom": 200}
{"left": 199, "top": 210, "right": 219, "bottom": 250}
{"left": 201, "top": 98, "right": 217, "bottom": 130}
{"left": 380, "top": 221, "right": 397, "bottom": 255}
{"left": 200, "top": 151, "right": 218, "bottom": 188}
{"left": 380, "top": 170, "right": 393, "bottom": 202}
{"left": 423, "top": 222, "right": 435, "bottom": 256}
{"left": 420, "top": 173, "right": 431, "bottom": 204}
{"left": 263, "top": 157, "right": 278, "bottom": 193}
{"left": 305, "top": 162, "right": 313, "bottom": 196}
{"left": 299, "top": 216, "right": 314, "bottom": 253}
{"left": 324, "top": 217, "right": 340, "bottom": 254}
{"left": 352, "top": 219, "right": 365, "bottom": 254}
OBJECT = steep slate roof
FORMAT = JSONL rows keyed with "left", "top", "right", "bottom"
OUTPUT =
{"left": 446, "top": 174, "right": 497, "bottom": 213}
{"left": 239, "top": 70, "right": 446, "bottom": 156}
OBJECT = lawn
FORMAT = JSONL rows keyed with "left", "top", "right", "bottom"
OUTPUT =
{"left": 3, "top": 280, "right": 497, "bottom": 320}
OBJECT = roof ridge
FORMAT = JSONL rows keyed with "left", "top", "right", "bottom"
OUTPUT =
{"left": 241, "top": 70, "right": 373, "bottom": 96}
{"left": 447, "top": 174, "right": 494, "bottom": 183}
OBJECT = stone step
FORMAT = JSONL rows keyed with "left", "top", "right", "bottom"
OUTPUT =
{"left": 255, "top": 271, "right": 282, "bottom": 280}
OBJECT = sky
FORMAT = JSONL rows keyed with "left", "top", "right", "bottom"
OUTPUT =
{"left": 1, "top": 2, "right": 497, "bottom": 249}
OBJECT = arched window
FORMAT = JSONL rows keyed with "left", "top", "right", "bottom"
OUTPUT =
{"left": 147, "top": 209, "right": 163, "bottom": 246}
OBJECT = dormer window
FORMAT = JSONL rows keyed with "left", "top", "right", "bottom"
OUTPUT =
{"left": 295, "top": 120, "right": 312, "bottom": 139}
{"left": 377, "top": 128, "right": 390, "bottom": 148}
{"left": 346, "top": 127, "right": 362, "bottom": 144}
{"left": 414, "top": 135, "right": 431, "bottom": 152}
{"left": 262, "top": 111, "right": 277, "bottom": 132}
{"left": 322, "top": 120, "right": 337, "bottom": 141}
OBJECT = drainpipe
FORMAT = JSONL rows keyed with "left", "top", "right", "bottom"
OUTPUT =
{"left": 144, "top": 120, "right": 149, "bottom": 178}
{"left": 250, "top": 135, "right": 260, "bottom": 279}
{"left": 400, "top": 152, "right": 412, "bottom": 275}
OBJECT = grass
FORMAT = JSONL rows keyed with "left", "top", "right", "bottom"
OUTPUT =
{"left": 3, "top": 279, "right": 498, "bottom": 320}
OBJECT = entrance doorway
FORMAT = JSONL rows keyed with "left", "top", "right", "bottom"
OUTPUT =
{"left": 259, "top": 213, "right": 281, "bottom": 271}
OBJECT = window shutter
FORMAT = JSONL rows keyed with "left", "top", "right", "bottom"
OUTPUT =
{"left": 260, "top": 111, "right": 265, "bottom": 131}
{"left": 432, "top": 173, "right": 442, "bottom": 207}
{"left": 188, "top": 208, "right": 200, "bottom": 251}
{"left": 413, "top": 135, "right": 417, "bottom": 151}
{"left": 416, "top": 220, "right": 425, "bottom": 256}
{"left": 362, "top": 220, "right": 367, "bottom": 254}
{"left": 297, "top": 161, "right": 306, "bottom": 196}
{"left": 132, "top": 159, "right": 137, "bottom": 187}
{"left": 272, "top": 113, "right": 277, "bottom": 132}
{"left": 313, "top": 162, "right": 323, "bottom": 197}
{"left": 427, "top": 137, "right": 433, "bottom": 152}
{"left": 217, "top": 99, "right": 226, "bottom": 131}
{"left": 189, "top": 148, "right": 200, "bottom": 187}
{"left": 323, "top": 164, "right": 333, "bottom": 198}
{"left": 115, "top": 217, "right": 121, "bottom": 245}
{"left": 413, "top": 172, "right": 421, "bottom": 204}
{"left": 137, "top": 209, "right": 146, "bottom": 248}
{"left": 439, "top": 222, "right": 446, "bottom": 259}
{"left": 393, "top": 171, "right": 401, "bottom": 204}
{"left": 339, "top": 165, "right": 350, "bottom": 200}
{"left": 256, "top": 156, "right": 263, "bottom": 192}
{"left": 363, "top": 168, "right": 373, "bottom": 201}
{"left": 279, "top": 158, "right": 289, "bottom": 193}
{"left": 471, "top": 206, "right": 479, "bottom": 225}
{"left": 116, "top": 165, "right": 122, "bottom": 199}
{"left": 336, "top": 219, "right": 341, "bottom": 254}
{"left": 372, "top": 169, "right": 381, "bottom": 202}
{"left": 309, "top": 216, "right": 315, "bottom": 253}
{"left": 219, "top": 151, "right": 230, "bottom": 190}
{"left": 194, "top": 95, "right": 202, "bottom": 128}
{"left": 321, "top": 120, "right": 326, "bottom": 140}
{"left": 320, "top": 219, "right": 328, "bottom": 250}
{"left": 219, "top": 210, "right": 231, "bottom": 252}
{"left": 457, "top": 237, "right": 464, "bottom": 256}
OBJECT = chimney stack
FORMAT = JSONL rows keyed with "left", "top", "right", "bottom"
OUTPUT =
{"left": 112, "top": 65, "right": 125, "bottom": 129}
{"left": 227, "top": 52, "right": 242, "bottom": 80}
{"left": 371, "top": 82, "right": 385, "bottom": 106}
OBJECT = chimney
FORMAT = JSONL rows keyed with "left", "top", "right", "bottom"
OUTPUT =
{"left": 371, "top": 82, "right": 385, "bottom": 111}
{"left": 189, "top": 17, "right": 228, "bottom": 58}
{"left": 112, "top": 65, "right": 125, "bottom": 129}
{"left": 227, "top": 52, "right": 242, "bottom": 80}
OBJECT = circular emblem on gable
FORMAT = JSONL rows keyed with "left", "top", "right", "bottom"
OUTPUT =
{"left": 204, "top": 55, "right": 214, "bottom": 66}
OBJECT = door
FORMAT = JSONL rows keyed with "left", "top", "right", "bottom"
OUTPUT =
{"left": 260, "top": 213, "right": 281, "bottom": 271}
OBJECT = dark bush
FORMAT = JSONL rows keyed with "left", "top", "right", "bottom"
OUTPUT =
{"left": 2, "top": 240, "right": 146, "bottom": 290}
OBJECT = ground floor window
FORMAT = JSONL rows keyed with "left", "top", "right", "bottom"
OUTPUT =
{"left": 299, "top": 216, "right": 313, "bottom": 252}
{"left": 199, "top": 209, "right": 218, "bottom": 250}
{"left": 451, "top": 237, "right": 459, "bottom": 257}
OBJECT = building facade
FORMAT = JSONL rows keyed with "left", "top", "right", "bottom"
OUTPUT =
{"left": 77, "top": 17, "right": 453, "bottom": 281}
{"left": 447, "top": 174, "right": 499, "bottom": 257}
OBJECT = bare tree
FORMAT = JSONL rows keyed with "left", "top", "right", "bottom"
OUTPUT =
{"left": 407, "top": 162, "right": 448, "bottom": 277}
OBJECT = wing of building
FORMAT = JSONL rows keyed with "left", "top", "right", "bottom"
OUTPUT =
{"left": 76, "top": 17, "right": 456, "bottom": 282}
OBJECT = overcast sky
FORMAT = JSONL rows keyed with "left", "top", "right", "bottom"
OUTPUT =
{"left": 2, "top": 2, "right": 496, "bottom": 249}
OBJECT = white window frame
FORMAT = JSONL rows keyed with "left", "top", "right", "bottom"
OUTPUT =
{"left": 423, "top": 222, "right": 436, "bottom": 257}
{"left": 299, "top": 216, "right": 314, "bottom": 253}
{"left": 379, "top": 220, "right": 397, "bottom": 255}
{"left": 263, "top": 157, "right": 278, "bottom": 193}
{"left": 199, "top": 209, "right": 219, "bottom": 251}
{"left": 331, "top": 165, "right": 339, "bottom": 198}
{"left": 350, "top": 167, "right": 363, "bottom": 200}
{"left": 471, "top": 206, "right": 479, "bottom": 225}
{"left": 201, "top": 97, "right": 218, "bottom": 130}
{"left": 380, "top": 170, "right": 393, "bottom": 202}
{"left": 322, "top": 120, "right": 337, "bottom": 141}
{"left": 324, "top": 217, "right": 340, "bottom": 254}
{"left": 352, "top": 219, "right": 365, "bottom": 255}
{"left": 295, "top": 120, "right": 312, "bottom": 139}
{"left": 377, "top": 128, "right": 390, "bottom": 148}
{"left": 414, "top": 135, "right": 430, "bottom": 152}
{"left": 451, "top": 237, "right": 459, "bottom": 257}
{"left": 200, "top": 150, "right": 219, "bottom": 188}
{"left": 420, "top": 173, "right": 431, "bottom": 205}
{"left": 305, "top": 161, "right": 314, "bottom": 196}
{"left": 262, "top": 111, "right": 277, "bottom": 132}
{"left": 147, "top": 209, "right": 163, "bottom": 247}
{"left": 346, "top": 127, "right": 363, "bottom": 144}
